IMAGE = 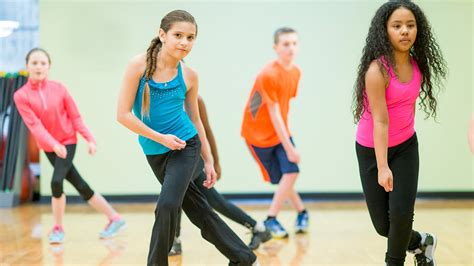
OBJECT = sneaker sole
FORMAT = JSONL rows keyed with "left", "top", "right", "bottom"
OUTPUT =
{"left": 168, "top": 250, "right": 182, "bottom": 256}
{"left": 426, "top": 235, "right": 437, "bottom": 266}
{"left": 295, "top": 228, "right": 308, "bottom": 234}
{"left": 99, "top": 223, "right": 127, "bottom": 239}
{"left": 49, "top": 239, "right": 64, "bottom": 244}
{"left": 271, "top": 233, "right": 289, "bottom": 239}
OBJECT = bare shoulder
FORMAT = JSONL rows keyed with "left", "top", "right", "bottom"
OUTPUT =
{"left": 127, "top": 53, "right": 147, "bottom": 74}
{"left": 366, "top": 60, "right": 388, "bottom": 84}
{"left": 181, "top": 63, "right": 198, "bottom": 91}
{"left": 181, "top": 63, "right": 198, "bottom": 82}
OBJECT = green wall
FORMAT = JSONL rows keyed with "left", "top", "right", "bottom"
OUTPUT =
{"left": 39, "top": 0, "right": 473, "bottom": 195}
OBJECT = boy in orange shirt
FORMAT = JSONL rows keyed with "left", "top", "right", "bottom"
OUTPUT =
{"left": 241, "top": 27, "right": 308, "bottom": 238}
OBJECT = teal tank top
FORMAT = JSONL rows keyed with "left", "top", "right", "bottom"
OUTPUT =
{"left": 133, "top": 62, "right": 197, "bottom": 155}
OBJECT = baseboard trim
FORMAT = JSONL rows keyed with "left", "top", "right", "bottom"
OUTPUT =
{"left": 38, "top": 191, "right": 474, "bottom": 204}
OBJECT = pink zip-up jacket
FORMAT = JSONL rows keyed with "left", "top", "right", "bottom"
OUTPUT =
{"left": 13, "top": 78, "right": 96, "bottom": 152}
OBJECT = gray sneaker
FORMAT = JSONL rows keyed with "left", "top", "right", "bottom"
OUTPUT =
{"left": 412, "top": 232, "right": 437, "bottom": 266}
{"left": 248, "top": 228, "right": 272, "bottom": 250}
{"left": 168, "top": 237, "right": 182, "bottom": 256}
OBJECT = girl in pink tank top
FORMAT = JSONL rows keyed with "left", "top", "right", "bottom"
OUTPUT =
{"left": 351, "top": 1, "right": 447, "bottom": 265}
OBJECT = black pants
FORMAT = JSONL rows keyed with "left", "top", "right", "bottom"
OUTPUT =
{"left": 45, "top": 144, "right": 94, "bottom": 200}
{"left": 356, "top": 133, "right": 422, "bottom": 265}
{"left": 175, "top": 170, "right": 257, "bottom": 238}
{"left": 146, "top": 135, "right": 256, "bottom": 266}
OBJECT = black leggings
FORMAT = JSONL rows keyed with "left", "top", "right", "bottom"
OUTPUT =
{"left": 145, "top": 135, "right": 256, "bottom": 266}
{"left": 356, "top": 133, "right": 422, "bottom": 265}
{"left": 175, "top": 170, "right": 257, "bottom": 237}
{"left": 45, "top": 144, "right": 94, "bottom": 200}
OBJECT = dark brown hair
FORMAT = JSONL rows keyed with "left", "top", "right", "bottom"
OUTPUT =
{"left": 142, "top": 10, "right": 197, "bottom": 117}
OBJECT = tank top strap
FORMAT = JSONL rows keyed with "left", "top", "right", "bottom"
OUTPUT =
{"left": 177, "top": 62, "right": 183, "bottom": 77}
{"left": 378, "top": 56, "right": 395, "bottom": 78}
{"left": 177, "top": 62, "right": 188, "bottom": 93}
{"left": 140, "top": 68, "right": 147, "bottom": 81}
{"left": 409, "top": 57, "right": 419, "bottom": 74}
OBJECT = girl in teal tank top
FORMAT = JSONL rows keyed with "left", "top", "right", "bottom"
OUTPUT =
{"left": 116, "top": 10, "right": 256, "bottom": 266}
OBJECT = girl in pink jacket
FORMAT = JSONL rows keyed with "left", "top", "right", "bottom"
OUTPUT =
{"left": 14, "top": 48, "right": 125, "bottom": 244}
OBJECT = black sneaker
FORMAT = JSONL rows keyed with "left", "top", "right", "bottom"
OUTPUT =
{"left": 412, "top": 232, "right": 437, "bottom": 266}
{"left": 168, "top": 237, "right": 182, "bottom": 256}
{"left": 248, "top": 228, "right": 272, "bottom": 250}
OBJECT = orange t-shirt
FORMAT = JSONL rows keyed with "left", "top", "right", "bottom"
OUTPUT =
{"left": 241, "top": 60, "right": 301, "bottom": 147}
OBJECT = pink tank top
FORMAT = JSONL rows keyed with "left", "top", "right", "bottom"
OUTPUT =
{"left": 356, "top": 57, "right": 422, "bottom": 148}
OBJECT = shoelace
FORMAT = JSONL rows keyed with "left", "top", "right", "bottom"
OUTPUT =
{"left": 268, "top": 220, "right": 279, "bottom": 226}
{"left": 275, "top": 224, "right": 286, "bottom": 231}
{"left": 297, "top": 217, "right": 307, "bottom": 225}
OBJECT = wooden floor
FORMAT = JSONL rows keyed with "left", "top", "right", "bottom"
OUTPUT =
{"left": 0, "top": 200, "right": 473, "bottom": 265}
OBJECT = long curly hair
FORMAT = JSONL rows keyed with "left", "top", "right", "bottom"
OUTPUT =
{"left": 352, "top": 0, "right": 447, "bottom": 123}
